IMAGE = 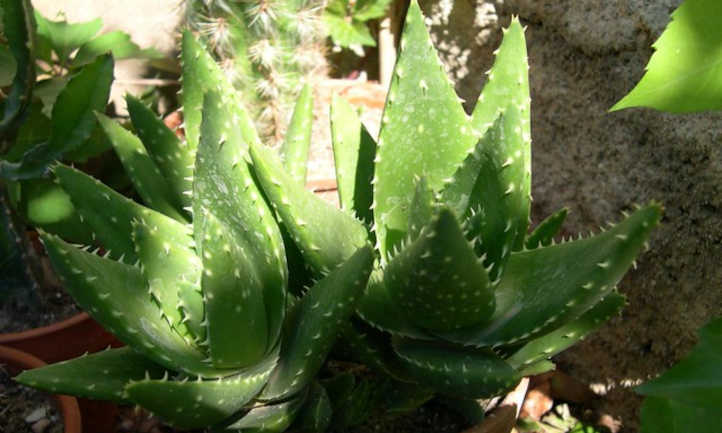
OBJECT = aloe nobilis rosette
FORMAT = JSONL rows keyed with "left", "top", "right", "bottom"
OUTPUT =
{"left": 249, "top": 0, "right": 662, "bottom": 402}
{"left": 15, "top": 31, "right": 374, "bottom": 431}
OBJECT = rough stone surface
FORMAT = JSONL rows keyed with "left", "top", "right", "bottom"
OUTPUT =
{"left": 421, "top": 0, "right": 722, "bottom": 431}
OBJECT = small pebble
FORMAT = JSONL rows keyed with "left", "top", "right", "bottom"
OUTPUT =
{"left": 31, "top": 418, "right": 50, "bottom": 433}
{"left": 25, "top": 407, "right": 47, "bottom": 423}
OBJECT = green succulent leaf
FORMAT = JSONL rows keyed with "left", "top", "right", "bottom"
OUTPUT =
{"left": 385, "top": 207, "right": 495, "bottom": 332}
{"left": 72, "top": 30, "right": 162, "bottom": 67}
{"left": 471, "top": 17, "right": 530, "bottom": 139}
{"left": 293, "top": 382, "right": 332, "bottom": 433}
{"left": 197, "top": 210, "right": 269, "bottom": 368}
{"left": 125, "top": 348, "right": 279, "bottom": 430}
{"left": 262, "top": 245, "right": 374, "bottom": 400}
{"left": 193, "top": 90, "right": 287, "bottom": 366}
{"left": 611, "top": 0, "right": 722, "bottom": 113}
{"left": 280, "top": 84, "right": 313, "bottom": 185}
{"left": 356, "top": 271, "right": 435, "bottom": 341}
{"left": 374, "top": 0, "right": 475, "bottom": 260}
{"left": 96, "top": 113, "right": 186, "bottom": 222}
{"left": 462, "top": 106, "right": 530, "bottom": 280}
{"left": 506, "top": 291, "right": 626, "bottom": 369}
{"left": 437, "top": 204, "right": 661, "bottom": 348}
{"left": 33, "top": 11, "right": 101, "bottom": 62}
{"left": 637, "top": 317, "right": 722, "bottom": 409}
{"left": 406, "top": 176, "right": 434, "bottom": 241}
{"left": 40, "top": 232, "right": 231, "bottom": 377}
{"left": 248, "top": 137, "right": 368, "bottom": 275}
{"left": 392, "top": 337, "right": 520, "bottom": 398}
{"left": 336, "top": 319, "right": 412, "bottom": 381}
{"left": 180, "top": 31, "right": 260, "bottom": 151}
{"left": 52, "top": 163, "right": 145, "bottom": 262}
{"left": 15, "top": 347, "right": 167, "bottom": 403}
{"left": 131, "top": 210, "right": 204, "bottom": 344}
{"left": 0, "top": 0, "right": 35, "bottom": 136}
{"left": 525, "top": 207, "right": 568, "bottom": 250}
{"left": 126, "top": 94, "right": 194, "bottom": 209}
{"left": 330, "top": 94, "right": 377, "bottom": 226}
{"left": 225, "top": 393, "right": 307, "bottom": 432}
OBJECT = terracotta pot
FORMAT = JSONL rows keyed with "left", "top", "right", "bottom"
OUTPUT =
{"left": 0, "top": 345, "right": 82, "bottom": 433}
{"left": 0, "top": 312, "right": 121, "bottom": 364}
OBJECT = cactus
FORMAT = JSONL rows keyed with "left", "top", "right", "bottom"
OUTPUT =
{"left": 15, "top": 31, "right": 374, "bottom": 431}
{"left": 184, "top": 0, "right": 328, "bottom": 146}
{"left": 247, "top": 0, "right": 662, "bottom": 401}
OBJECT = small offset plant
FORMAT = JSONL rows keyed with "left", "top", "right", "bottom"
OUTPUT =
{"left": 323, "top": 0, "right": 393, "bottom": 55}
{"left": 16, "top": 29, "right": 374, "bottom": 432}
{"left": 184, "top": 0, "right": 328, "bottom": 145}
{"left": 16, "top": 1, "right": 660, "bottom": 431}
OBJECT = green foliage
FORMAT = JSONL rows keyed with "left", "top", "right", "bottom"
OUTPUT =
{"left": 637, "top": 317, "right": 722, "bottom": 433}
{"left": 13, "top": 1, "right": 660, "bottom": 430}
{"left": 323, "top": 0, "right": 392, "bottom": 50}
{"left": 612, "top": 0, "right": 722, "bottom": 113}
{"left": 15, "top": 31, "right": 374, "bottom": 431}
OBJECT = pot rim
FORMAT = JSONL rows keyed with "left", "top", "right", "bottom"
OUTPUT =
{"left": 0, "top": 344, "right": 83, "bottom": 433}
{"left": 0, "top": 312, "right": 92, "bottom": 343}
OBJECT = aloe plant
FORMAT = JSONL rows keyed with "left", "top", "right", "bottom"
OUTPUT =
{"left": 16, "top": 1, "right": 661, "bottom": 429}
{"left": 245, "top": 0, "right": 662, "bottom": 401}
{"left": 15, "top": 31, "right": 374, "bottom": 431}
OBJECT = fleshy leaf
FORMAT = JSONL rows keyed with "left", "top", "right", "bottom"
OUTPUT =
{"left": 611, "top": 1, "right": 722, "bottom": 113}
{"left": 196, "top": 210, "right": 268, "bottom": 368}
{"left": 96, "top": 113, "right": 186, "bottom": 222}
{"left": 262, "top": 245, "right": 374, "bottom": 400}
{"left": 330, "top": 94, "right": 377, "bottom": 225}
{"left": 193, "top": 90, "right": 287, "bottom": 365}
{"left": 225, "top": 394, "right": 307, "bottom": 432}
{"left": 392, "top": 337, "right": 520, "bottom": 398}
{"left": 636, "top": 317, "right": 722, "bottom": 409}
{"left": 373, "top": 0, "right": 475, "bottom": 260}
{"left": 525, "top": 207, "right": 568, "bottom": 250}
{"left": 125, "top": 348, "right": 278, "bottom": 429}
{"left": 248, "top": 138, "right": 368, "bottom": 275}
{"left": 384, "top": 207, "right": 495, "bottom": 332}
{"left": 471, "top": 17, "right": 530, "bottom": 140}
{"left": 506, "top": 291, "right": 626, "bottom": 369}
{"left": 53, "top": 163, "right": 144, "bottom": 262}
{"left": 181, "top": 31, "right": 260, "bottom": 151}
{"left": 15, "top": 347, "right": 166, "bottom": 403}
{"left": 131, "top": 212, "right": 204, "bottom": 343}
{"left": 126, "top": 94, "right": 194, "bottom": 209}
{"left": 40, "top": 233, "right": 232, "bottom": 377}
{"left": 356, "top": 271, "right": 435, "bottom": 341}
{"left": 406, "top": 177, "right": 434, "bottom": 241}
{"left": 462, "top": 106, "right": 530, "bottom": 280}
{"left": 280, "top": 84, "right": 313, "bottom": 185}
{"left": 293, "top": 382, "right": 332, "bottom": 433}
{"left": 436, "top": 204, "right": 662, "bottom": 347}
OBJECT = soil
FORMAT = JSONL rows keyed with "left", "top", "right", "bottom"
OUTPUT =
{"left": 0, "top": 270, "right": 81, "bottom": 334}
{"left": 0, "top": 364, "right": 63, "bottom": 433}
